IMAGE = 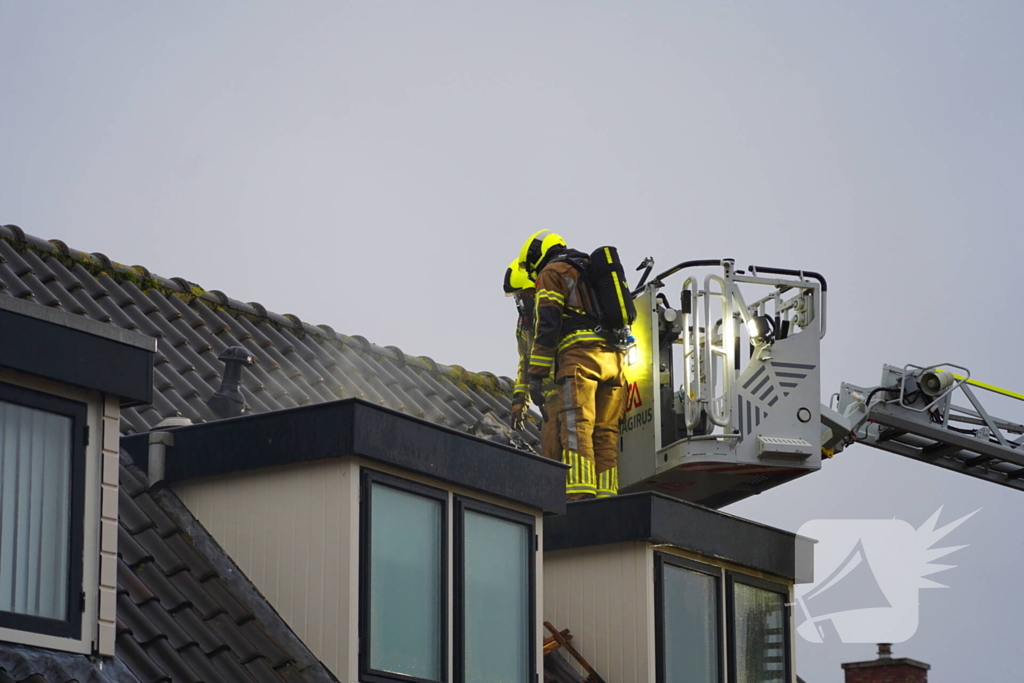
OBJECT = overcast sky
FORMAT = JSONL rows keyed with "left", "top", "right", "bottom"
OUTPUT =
{"left": 2, "top": 2, "right": 1022, "bottom": 681}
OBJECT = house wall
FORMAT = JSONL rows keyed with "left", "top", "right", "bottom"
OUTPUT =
{"left": 0, "top": 368, "right": 116, "bottom": 656}
{"left": 175, "top": 455, "right": 545, "bottom": 681}
{"left": 545, "top": 543, "right": 797, "bottom": 683}
{"left": 544, "top": 542, "right": 656, "bottom": 683}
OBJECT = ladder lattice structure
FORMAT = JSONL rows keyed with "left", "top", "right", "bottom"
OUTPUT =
{"left": 838, "top": 364, "right": 1024, "bottom": 491}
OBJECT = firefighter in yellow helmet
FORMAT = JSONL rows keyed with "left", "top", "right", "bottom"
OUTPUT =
{"left": 519, "top": 231, "right": 627, "bottom": 500}
{"left": 503, "top": 259, "right": 561, "bottom": 461}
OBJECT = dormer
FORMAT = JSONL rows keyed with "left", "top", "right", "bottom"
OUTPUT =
{"left": 122, "top": 400, "right": 566, "bottom": 682}
{"left": 0, "top": 295, "right": 154, "bottom": 655}
{"left": 543, "top": 493, "right": 814, "bottom": 683}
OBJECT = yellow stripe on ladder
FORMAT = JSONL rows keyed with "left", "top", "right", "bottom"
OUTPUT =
{"left": 951, "top": 374, "right": 1024, "bottom": 402}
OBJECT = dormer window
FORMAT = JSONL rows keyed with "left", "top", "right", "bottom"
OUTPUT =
{"left": 360, "top": 472, "right": 447, "bottom": 682}
{"left": 455, "top": 498, "right": 534, "bottom": 683}
{"left": 656, "top": 555, "right": 723, "bottom": 683}
{"left": 728, "top": 574, "right": 790, "bottom": 683}
{"left": 0, "top": 382, "right": 87, "bottom": 639}
{"left": 655, "top": 554, "right": 792, "bottom": 683}
{"left": 358, "top": 470, "right": 538, "bottom": 683}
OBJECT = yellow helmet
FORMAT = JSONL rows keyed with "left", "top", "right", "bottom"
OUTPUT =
{"left": 518, "top": 229, "right": 566, "bottom": 278}
{"left": 502, "top": 257, "right": 534, "bottom": 295}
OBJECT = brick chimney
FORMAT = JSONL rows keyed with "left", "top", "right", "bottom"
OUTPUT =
{"left": 842, "top": 644, "right": 930, "bottom": 683}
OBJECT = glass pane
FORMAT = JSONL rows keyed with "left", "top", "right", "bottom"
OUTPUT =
{"left": 463, "top": 510, "right": 530, "bottom": 683}
{"left": 733, "top": 583, "right": 787, "bottom": 683}
{"left": 369, "top": 483, "right": 443, "bottom": 680}
{"left": 0, "top": 399, "right": 72, "bottom": 620}
{"left": 662, "top": 564, "right": 719, "bottom": 683}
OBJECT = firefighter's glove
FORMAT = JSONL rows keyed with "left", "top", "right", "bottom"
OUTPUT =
{"left": 528, "top": 377, "right": 546, "bottom": 410}
{"left": 510, "top": 400, "right": 527, "bottom": 431}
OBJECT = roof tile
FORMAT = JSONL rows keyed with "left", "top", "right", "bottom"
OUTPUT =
{"left": 138, "top": 639, "right": 201, "bottom": 683}
{"left": 119, "top": 462, "right": 148, "bottom": 497}
{"left": 204, "top": 616, "right": 261, "bottom": 665}
{"left": 171, "top": 608, "right": 228, "bottom": 657}
{"left": 135, "top": 561, "right": 190, "bottom": 613}
{"left": 119, "top": 525, "right": 154, "bottom": 568}
{"left": 116, "top": 636, "right": 171, "bottom": 683}
{"left": 117, "top": 594, "right": 168, "bottom": 646}
{"left": 242, "top": 657, "right": 289, "bottom": 683}
{"left": 199, "top": 578, "right": 256, "bottom": 625}
{"left": 132, "top": 494, "right": 181, "bottom": 539}
{"left": 135, "top": 599, "right": 195, "bottom": 652}
{"left": 133, "top": 528, "right": 190, "bottom": 576}
{"left": 164, "top": 534, "right": 217, "bottom": 581}
{"left": 168, "top": 572, "right": 227, "bottom": 621}
{"left": 238, "top": 621, "right": 294, "bottom": 669}
{"left": 118, "top": 488, "right": 156, "bottom": 535}
{"left": 208, "top": 651, "right": 259, "bottom": 683}
{"left": 173, "top": 645, "right": 226, "bottom": 683}
{"left": 118, "top": 559, "right": 156, "bottom": 605}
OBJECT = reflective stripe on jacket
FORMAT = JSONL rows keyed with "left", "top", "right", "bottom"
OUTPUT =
{"left": 528, "top": 257, "right": 603, "bottom": 377}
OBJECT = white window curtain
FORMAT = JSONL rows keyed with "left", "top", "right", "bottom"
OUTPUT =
{"left": 0, "top": 399, "right": 72, "bottom": 621}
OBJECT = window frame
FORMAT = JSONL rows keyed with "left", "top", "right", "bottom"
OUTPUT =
{"left": 654, "top": 553, "right": 725, "bottom": 683}
{"left": 725, "top": 571, "right": 792, "bottom": 683}
{"left": 359, "top": 469, "right": 449, "bottom": 683}
{"left": 453, "top": 495, "right": 537, "bottom": 683}
{"left": 0, "top": 381, "right": 87, "bottom": 639}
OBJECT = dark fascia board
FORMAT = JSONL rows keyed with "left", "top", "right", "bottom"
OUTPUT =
{"left": 0, "top": 295, "right": 155, "bottom": 405}
{"left": 543, "top": 492, "right": 799, "bottom": 580}
{"left": 122, "top": 398, "right": 567, "bottom": 514}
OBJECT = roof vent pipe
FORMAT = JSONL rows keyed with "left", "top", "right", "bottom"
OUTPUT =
{"left": 148, "top": 431, "right": 174, "bottom": 486}
{"left": 207, "top": 346, "right": 256, "bottom": 418}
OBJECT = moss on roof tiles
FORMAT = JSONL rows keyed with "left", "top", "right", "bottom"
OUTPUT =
{"left": 0, "top": 225, "right": 512, "bottom": 397}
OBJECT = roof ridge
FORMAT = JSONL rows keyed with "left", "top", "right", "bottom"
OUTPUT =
{"left": 0, "top": 224, "right": 512, "bottom": 396}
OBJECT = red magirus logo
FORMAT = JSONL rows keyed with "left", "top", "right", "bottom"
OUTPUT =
{"left": 625, "top": 381, "right": 643, "bottom": 413}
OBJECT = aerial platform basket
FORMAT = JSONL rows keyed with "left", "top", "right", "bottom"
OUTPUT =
{"left": 618, "top": 259, "right": 828, "bottom": 508}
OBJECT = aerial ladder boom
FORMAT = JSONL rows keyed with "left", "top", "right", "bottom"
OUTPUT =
{"left": 833, "top": 364, "right": 1024, "bottom": 491}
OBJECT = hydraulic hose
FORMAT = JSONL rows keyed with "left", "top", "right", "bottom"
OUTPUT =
{"left": 634, "top": 259, "right": 726, "bottom": 296}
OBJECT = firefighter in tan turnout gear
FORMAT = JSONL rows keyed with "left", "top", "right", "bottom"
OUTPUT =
{"left": 503, "top": 259, "right": 560, "bottom": 460}
{"left": 516, "top": 231, "right": 634, "bottom": 501}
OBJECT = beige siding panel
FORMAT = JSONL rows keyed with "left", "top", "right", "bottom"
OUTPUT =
{"left": 97, "top": 621, "right": 115, "bottom": 655}
{"left": 544, "top": 542, "right": 654, "bottom": 683}
{"left": 175, "top": 459, "right": 358, "bottom": 675}
{"left": 97, "top": 400, "right": 119, "bottom": 656}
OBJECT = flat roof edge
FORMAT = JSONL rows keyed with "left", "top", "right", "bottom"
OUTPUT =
{"left": 0, "top": 299, "right": 155, "bottom": 403}
{"left": 123, "top": 398, "right": 567, "bottom": 514}
{"left": 0, "top": 294, "right": 157, "bottom": 351}
{"left": 544, "top": 492, "right": 799, "bottom": 580}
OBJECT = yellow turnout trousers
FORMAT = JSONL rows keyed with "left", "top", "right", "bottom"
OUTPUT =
{"left": 556, "top": 343, "right": 627, "bottom": 498}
